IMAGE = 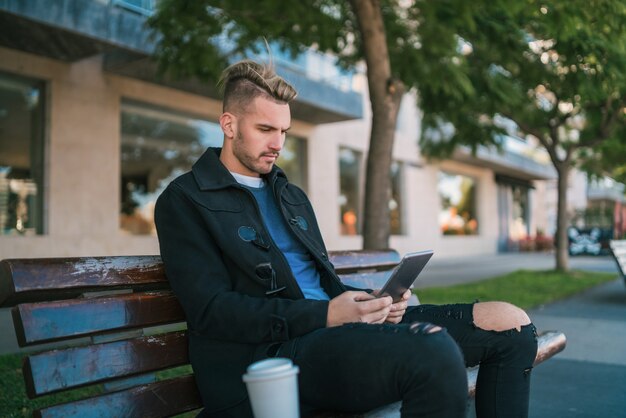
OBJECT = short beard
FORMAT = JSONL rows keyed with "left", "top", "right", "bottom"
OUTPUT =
{"left": 233, "top": 130, "right": 273, "bottom": 175}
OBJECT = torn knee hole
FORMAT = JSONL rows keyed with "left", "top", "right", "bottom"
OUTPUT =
{"left": 409, "top": 322, "right": 442, "bottom": 335}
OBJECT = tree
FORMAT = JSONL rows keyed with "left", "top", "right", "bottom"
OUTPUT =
{"left": 418, "top": 0, "right": 626, "bottom": 271}
{"left": 149, "top": 1, "right": 625, "bottom": 270}
{"left": 148, "top": 0, "right": 483, "bottom": 250}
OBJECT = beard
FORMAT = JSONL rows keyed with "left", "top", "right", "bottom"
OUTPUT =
{"left": 232, "top": 130, "right": 279, "bottom": 176}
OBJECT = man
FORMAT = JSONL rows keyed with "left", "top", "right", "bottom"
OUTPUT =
{"left": 155, "top": 59, "right": 538, "bottom": 418}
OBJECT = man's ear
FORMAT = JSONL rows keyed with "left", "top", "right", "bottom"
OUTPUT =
{"left": 219, "top": 112, "right": 237, "bottom": 140}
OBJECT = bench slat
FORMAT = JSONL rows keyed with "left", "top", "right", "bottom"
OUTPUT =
{"left": 329, "top": 250, "right": 400, "bottom": 274}
{"left": 36, "top": 374, "right": 202, "bottom": 418}
{"left": 13, "top": 291, "right": 184, "bottom": 346}
{"left": 24, "top": 331, "right": 188, "bottom": 397}
{"left": 0, "top": 256, "right": 167, "bottom": 306}
{"left": 1, "top": 251, "right": 400, "bottom": 307}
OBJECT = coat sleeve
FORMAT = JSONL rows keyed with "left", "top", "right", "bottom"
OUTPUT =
{"left": 155, "top": 184, "right": 329, "bottom": 344}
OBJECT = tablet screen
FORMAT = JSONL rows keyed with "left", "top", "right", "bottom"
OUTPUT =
{"left": 378, "top": 250, "right": 434, "bottom": 302}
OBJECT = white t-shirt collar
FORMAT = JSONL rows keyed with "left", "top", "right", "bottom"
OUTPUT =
{"left": 231, "top": 172, "right": 265, "bottom": 188}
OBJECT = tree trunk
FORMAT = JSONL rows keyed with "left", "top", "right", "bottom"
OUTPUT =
{"left": 555, "top": 164, "right": 570, "bottom": 272}
{"left": 349, "top": 0, "right": 405, "bottom": 250}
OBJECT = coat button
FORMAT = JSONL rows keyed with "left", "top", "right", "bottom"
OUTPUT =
{"left": 273, "top": 323, "right": 284, "bottom": 333}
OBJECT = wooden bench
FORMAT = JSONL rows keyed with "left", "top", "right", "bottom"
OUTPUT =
{"left": 609, "top": 240, "right": 626, "bottom": 286}
{"left": 0, "top": 251, "right": 567, "bottom": 418}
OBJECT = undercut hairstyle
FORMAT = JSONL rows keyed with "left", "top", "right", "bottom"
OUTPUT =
{"left": 219, "top": 59, "right": 298, "bottom": 114}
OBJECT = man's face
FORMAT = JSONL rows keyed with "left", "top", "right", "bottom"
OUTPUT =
{"left": 221, "top": 96, "right": 291, "bottom": 177}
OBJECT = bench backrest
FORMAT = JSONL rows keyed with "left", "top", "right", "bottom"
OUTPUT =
{"left": 0, "top": 250, "right": 401, "bottom": 418}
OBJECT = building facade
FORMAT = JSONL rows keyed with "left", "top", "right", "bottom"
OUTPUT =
{"left": 1, "top": 0, "right": 580, "bottom": 261}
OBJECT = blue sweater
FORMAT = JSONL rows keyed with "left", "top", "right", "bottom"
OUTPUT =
{"left": 246, "top": 183, "right": 330, "bottom": 301}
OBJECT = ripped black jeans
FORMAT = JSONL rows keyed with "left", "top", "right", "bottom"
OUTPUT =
{"left": 277, "top": 303, "right": 538, "bottom": 418}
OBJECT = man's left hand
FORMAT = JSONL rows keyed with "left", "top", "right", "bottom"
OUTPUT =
{"left": 372, "top": 289, "right": 411, "bottom": 324}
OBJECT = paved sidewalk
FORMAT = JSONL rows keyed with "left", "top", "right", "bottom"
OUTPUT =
{"left": 527, "top": 279, "right": 626, "bottom": 418}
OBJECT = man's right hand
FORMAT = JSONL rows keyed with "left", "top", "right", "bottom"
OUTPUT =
{"left": 326, "top": 291, "right": 393, "bottom": 327}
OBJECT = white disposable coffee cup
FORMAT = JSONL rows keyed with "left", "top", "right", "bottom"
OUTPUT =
{"left": 242, "top": 358, "right": 300, "bottom": 418}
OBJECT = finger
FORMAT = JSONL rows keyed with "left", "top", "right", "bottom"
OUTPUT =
{"left": 359, "top": 296, "right": 392, "bottom": 312}
{"left": 352, "top": 291, "right": 377, "bottom": 302}
{"left": 365, "top": 308, "right": 390, "bottom": 324}
{"left": 402, "top": 289, "right": 412, "bottom": 300}
{"left": 390, "top": 301, "right": 408, "bottom": 312}
{"left": 387, "top": 309, "right": 405, "bottom": 318}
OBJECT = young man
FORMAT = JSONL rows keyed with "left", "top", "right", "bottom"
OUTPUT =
{"left": 155, "top": 59, "right": 538, "bottom": 418}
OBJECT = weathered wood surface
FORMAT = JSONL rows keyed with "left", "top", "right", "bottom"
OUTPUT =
{"left": 1, "top": 251, "right": 401, "bottom": 307}
{"left": 329, "top": 250, "right": 400, "bottom": 273}
{"left": 35, "top": 374, "right": 201, "bottom": 418}
{"left": 0, "top": 256, "right": 166, "bottom": 306}
{"left": 13, "top": 291, "right": 184, "bottom": 345}
{"left": 24, "top": 331, "right": 188, "bottom": 397}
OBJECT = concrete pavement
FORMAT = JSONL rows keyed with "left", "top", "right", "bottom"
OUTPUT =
{"left": 527, "top": 279, "right": 626, "bottom": 418}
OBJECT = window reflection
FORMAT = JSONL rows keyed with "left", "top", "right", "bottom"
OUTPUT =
{"left": 277, "top": 137, "right": 307, "bottom": 193}
{"left": 0, "top": 71, "right": 45, "bottom": 236}
{"left": 120, "top": 101, "right": 307, "bottom": 235}
{"left": 437, "top": 171, "right": 479, "bottom": 235}
{"left": 510, "top": 184, "right": 529, "bottom": 240}
{"left": 120, "top": 101, "right": 222, "bottom": 235}
{"left": 339, "top": 148, "right": 361, "bottom": 235}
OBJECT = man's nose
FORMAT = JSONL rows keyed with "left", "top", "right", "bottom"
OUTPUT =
{"left": 268, "top": 133, "right": 284, "bottom": 151}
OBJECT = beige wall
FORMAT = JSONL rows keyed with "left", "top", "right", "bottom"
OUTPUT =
{"left": 0, "top": 46, "right": 541, "bottom": 261}
{"left": 0, "top": 48, "right": 304, "bottom": 258}
{"left": 307, "top": 91, "right": 500, "bottom": 259}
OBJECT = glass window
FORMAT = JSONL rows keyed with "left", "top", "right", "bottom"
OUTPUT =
{"left": 120, "top": 100, "right": 308, "bottom": 235}
{"left": 0, "top": 71, "right": 45, "bottom": 236}
{"left": 277, "top": 136, "right": 308, "bottom": 193}
{"left": 339, "top": 148, "right": 362, "bottom": 235}
{"left": 390, "top": 161, "right": 404, "bottom": 235}
{"left": 437, "top": 171, "right": 479, "bottom": 235}
{"left": 510, "top": 184, "right": 529, "bottom": 239}
{"left": 120, "top": 101, "right": 222, "bottom": 235}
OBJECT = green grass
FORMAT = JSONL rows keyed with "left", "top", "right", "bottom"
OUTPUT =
{"left": 0, "top": 353, "right": 103, "bottom": 418}
{"left": 0, "top": 269, "right": 618, "bottom": 417}
{"left": 417, "top": 269, "right": 617, "bottom": 309}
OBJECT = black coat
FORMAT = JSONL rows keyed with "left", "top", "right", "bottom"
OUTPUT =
{"left": 154, "top": 148, "right": 348, "bottom": 413}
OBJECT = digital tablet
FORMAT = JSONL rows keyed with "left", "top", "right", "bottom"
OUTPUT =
{"left": 378, "top": 250, "right": 434, "bottom": 302}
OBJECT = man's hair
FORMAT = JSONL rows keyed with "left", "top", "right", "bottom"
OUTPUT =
{"left": 219, "top": 59, "right": 298, "bottom": 113}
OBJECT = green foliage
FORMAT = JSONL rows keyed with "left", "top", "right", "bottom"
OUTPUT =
{"left": 418, "top": 269, "right": 617, "bottom": 309}
{"left": 148, "top": 0, "right": 625, "bottom": 253}
{"left": 419, "top": 0, "right": 626, "bottom": 176}
{"left": 149, "top": 0, "right": 624, "bottom": 175}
